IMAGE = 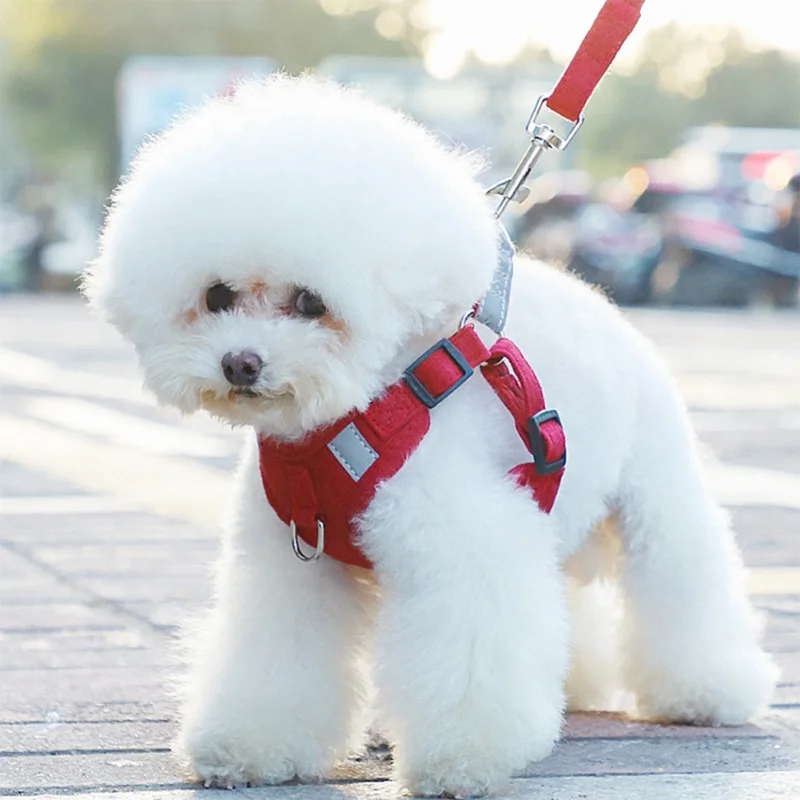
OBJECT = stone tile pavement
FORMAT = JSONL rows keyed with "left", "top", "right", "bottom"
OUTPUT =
{"left": 2, "top": 508, "right": 798, "bottom": 798}
{"left": 1, "top": 297, "right": 799, "bottom": 798}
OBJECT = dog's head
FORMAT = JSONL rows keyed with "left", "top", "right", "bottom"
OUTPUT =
{"left": 84, "top": 75, "right": 498, "bottom": 438}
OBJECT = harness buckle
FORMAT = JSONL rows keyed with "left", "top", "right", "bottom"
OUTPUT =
{"left": 528, "top": 409, "right": 567, "bottom": 475}
{"left": 403, "top": 338, "right": 474, "bottom": 409}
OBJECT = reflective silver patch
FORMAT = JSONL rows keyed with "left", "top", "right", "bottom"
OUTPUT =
{"left": 475, "top": 224, "right": 515, "bottom": 335}
{"left": 328, "top": 422, "right": 378, "bottom": 482}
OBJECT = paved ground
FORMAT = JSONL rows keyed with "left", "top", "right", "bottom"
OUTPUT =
{"left": 1, "top": 295, "right": 799, "bottom": 799}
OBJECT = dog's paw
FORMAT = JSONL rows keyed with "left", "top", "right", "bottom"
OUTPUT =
{"left": 398, "top": 757, "right": 523, "bottom": 798}
{"left": 634, "top": 647, "right": 778, "bottom": 726}
{"left": 188, "top": 753, "right": 298, "bottom": 789}
{"left": 178, "top": 732, "right": 327, "bottom": 789}
{"left": 401, "top": 775, "right": 493, "bottom": 798}
{"left": 396, "top": 702, "right": 560, "bottom": 797}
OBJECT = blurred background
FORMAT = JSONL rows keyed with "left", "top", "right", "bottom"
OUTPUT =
{"left": 0, "top": 0, "right": 799, "bottom": 306}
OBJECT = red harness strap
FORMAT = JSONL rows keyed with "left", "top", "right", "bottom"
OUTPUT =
{"left": 258, "top": 326, "right": 566, "bottom": 569}
{"left": 481, "top": 338, "right": 566, "bottom": 513}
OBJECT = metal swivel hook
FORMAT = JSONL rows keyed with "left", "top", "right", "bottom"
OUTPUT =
{"left": 487, "top": 94, "right": 585, "bottom": 219}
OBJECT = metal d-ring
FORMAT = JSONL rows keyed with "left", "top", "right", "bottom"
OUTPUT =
{"left": 290, "top": 519, "right": 325, "bottom": 562}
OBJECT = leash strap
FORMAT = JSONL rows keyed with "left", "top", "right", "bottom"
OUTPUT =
{"left": 489, "top": 0, "right": 645, "bottom": 220}
{"left": 548, "top": 0, "right": 645, "bottom": 122}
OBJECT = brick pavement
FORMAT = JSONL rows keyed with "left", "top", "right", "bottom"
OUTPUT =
{"left": 2, "top": 506, "right": 799, "bottom": 796}
{"left": 1, "top": 298, "right": 799, "bottom": 798}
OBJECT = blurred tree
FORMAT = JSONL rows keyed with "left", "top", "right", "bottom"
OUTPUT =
{"left": 576, "top": 71, "right": 694, "bottom": 179}
{"left": 0, "top": 0, "right": 410, "bottom": 188}
{"left": 701, "top": 47, "right": 800, "bottom": 129}
{"left": 3, "top": 2, "right": 800, "bottom": 189}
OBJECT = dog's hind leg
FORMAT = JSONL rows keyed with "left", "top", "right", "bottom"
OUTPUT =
{"left": 614, "top": 375, "right": 777, "bottom": 725}
{"left": 564, "top": 576, "right": 625, "bottom": 712}
{"left": 174, "top": 442, "right": 369, "bottom": 787}
{"left": 563, "top": 515, "right": 626, "bottom": 713}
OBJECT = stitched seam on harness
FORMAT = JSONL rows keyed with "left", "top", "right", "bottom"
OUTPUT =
{"left": 496, "top": 260, "right": 511, "bottom": 327}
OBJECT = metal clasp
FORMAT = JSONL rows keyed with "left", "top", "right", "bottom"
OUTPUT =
{"left": 290, "top": 519, "right": 326, "bottom": 562}
{"left": 487, "top": 94, "right": 585, "bottom": 219}
{"left": 524, "top": 94, "right": 585, "bottom": 149}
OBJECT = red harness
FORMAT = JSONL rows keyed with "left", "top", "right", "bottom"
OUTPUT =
{"left": 258, "top": 325, "right": 566, "bottom": 569}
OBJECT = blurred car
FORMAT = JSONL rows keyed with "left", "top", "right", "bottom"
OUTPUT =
{"left": 39, "top": 202, "right": 100, "bottom": 290}
{"left": 510, "top": 171, "right": 592, "bottom": 265}
{"left": 651, "top": 195, "right": 800, "bottom": 307}
{"left": 567, "top": 203, "right": 664, "bottom": 305}
{"left": 0, "top": 205, "right": 42, "bottom": 292}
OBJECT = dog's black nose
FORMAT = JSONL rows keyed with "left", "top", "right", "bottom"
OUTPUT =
{"left": 221, "top": 351, "right": 263, "bottom": 386}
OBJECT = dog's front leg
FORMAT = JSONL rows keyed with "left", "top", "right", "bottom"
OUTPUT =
{"left": 175, "top": 443, "right": 367, "bottom": 788}
{"left": 360, "top": 467, "right": 569, "bottom": 797}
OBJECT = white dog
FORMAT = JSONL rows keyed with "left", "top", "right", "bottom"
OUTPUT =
{"left": 84, "top": 75, "right": 776, "bottom": 797}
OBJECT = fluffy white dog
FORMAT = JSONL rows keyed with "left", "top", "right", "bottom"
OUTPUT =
{"left": 84, "top": 75, "right": 776, "bottom": 796}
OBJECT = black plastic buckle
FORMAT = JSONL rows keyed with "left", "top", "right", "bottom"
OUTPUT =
{"left": 403, "top": 338, "right": 474, "bottom": 409}
{"left": 528, "top": 409, "right": 567, "bottom": 475}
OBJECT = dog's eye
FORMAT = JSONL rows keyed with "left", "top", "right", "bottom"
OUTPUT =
{"left": 206, "top": 283, "right": 237, "bottom": 313}
{"left": 293, "top": 288, "right": 327, "bottom": 318}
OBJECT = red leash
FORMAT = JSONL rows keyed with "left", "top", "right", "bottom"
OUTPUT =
{"left": 549, "top": 0, "right": 645, "bottom": 123}
{"left": 490, "top": 0, "right": 645, "bottom": 217}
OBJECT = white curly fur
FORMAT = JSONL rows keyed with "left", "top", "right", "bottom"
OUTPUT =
{"left": 84, "top": 74, "right": 777, "bottom": 797}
